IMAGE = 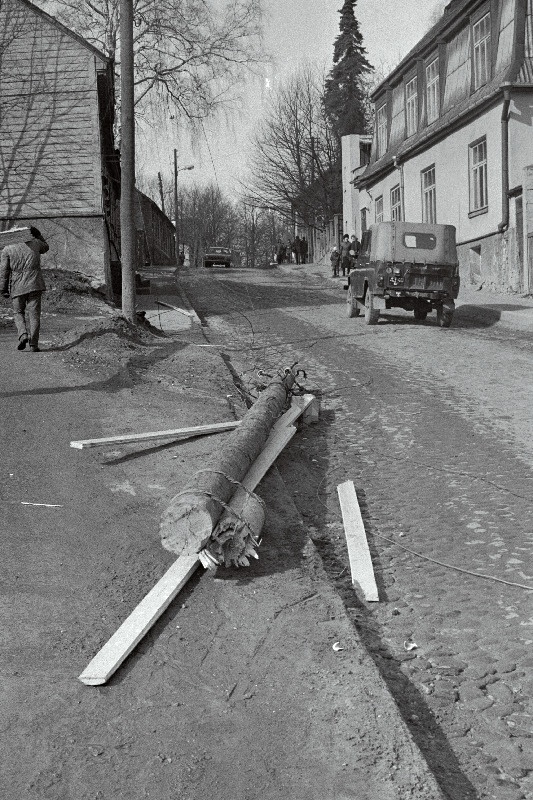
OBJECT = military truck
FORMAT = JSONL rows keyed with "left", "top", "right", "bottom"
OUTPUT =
{"left": 345, "top": 221, "right": 460, "bottom": 327}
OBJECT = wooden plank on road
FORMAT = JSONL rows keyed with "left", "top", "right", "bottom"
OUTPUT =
{"left": 78, "top": 555, "right": 200, "bottom": 685}
{"left": 337, "top": 480, "right": 379, "bottom": 602}
{"left": 70, "top": 420, "right": 240, "bottom": 449}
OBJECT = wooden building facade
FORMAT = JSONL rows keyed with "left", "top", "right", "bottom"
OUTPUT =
{"left": 356, "top": 0, "right": 533, "bottom": 293}
{"left": 0, "top": 0, "right": 120, "bottom": 294}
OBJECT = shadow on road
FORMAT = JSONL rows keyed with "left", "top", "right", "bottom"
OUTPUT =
{"left": 0, "top": 340, "right": 188, "bottom": 398}
{"left": 277, "top": 408, "right": 479, "bottom": 800}
{"left": 453, "top": 305, "right": 501, "bottom": 327}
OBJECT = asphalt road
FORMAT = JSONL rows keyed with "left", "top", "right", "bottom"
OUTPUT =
{"left": 178, "top": 264, "right": 533, "bottom": 800}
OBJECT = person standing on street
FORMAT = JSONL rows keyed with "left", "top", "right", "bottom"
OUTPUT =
{"left": 349, "top": 233, "right": 360, "bottom": 269}
{"left": 340, "top": 233, "right": 351, "bottom": 277}
{"left": 330, "top": 246, "right": 340, "bottom": 276}
{"left": 0, "top": 226, "right": 49, "bottom": 352}
{"left": 276, "top": 239, "right": 285, "bottom": 264}
{"left": 301, "top": 236, "right": 308, "bottom": 264}
{"left": 293, "top": 235, "right": 302, "bottom": 265}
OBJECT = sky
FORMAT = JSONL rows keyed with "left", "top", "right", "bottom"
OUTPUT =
{"left": 136, "top": 0, "right": 447, "bottom": 198}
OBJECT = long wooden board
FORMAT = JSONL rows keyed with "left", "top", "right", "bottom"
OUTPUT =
{"left": 337, "top": 480, "right": 379, "bottom": 602}
{"left": 78, "top": 555, "right": 199, "bottom": 685}
{"left": 276, "top": 394, "right": 315, "bottom": 429}
{"left": 70, "top": 420, "right": 240, "bottom": 449}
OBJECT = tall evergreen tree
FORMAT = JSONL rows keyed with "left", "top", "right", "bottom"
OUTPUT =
{"left": 324, "top": 0, "right": 372, "bottom": 138}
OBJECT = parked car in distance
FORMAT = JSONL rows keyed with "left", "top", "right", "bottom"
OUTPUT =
{"left": 204, "top": 245, "right": 232, "bottom": 268}
{"left": 345, "top": 221, "right": 460, "bottom": 327}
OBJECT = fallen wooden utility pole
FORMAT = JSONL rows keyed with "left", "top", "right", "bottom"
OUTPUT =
{"left": 78, "top": 393, "right": 316, "bottom": 686}
{"left": 201, "top": 419, "right": 298, "bottom": 567}
{"left": 160, "top": 370, "right": 297, "bottom": 557}
{"left": 200, "top": 396, "right": 316, "bottom": 567}
{"left": 337, "top": 480, "right": 379, "bottom": 602}
{"left": 70, "top": 420, "right": 240, "bottom": 450}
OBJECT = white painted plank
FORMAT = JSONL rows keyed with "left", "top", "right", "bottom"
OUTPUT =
{"left": 78, "top": 555, "right": 200, "bottom": 686}
{"left": 240, "top": 426, "right": 296, "bottom": 494}
{"left": 272, "top": 394, "right": 315, "bottom": 431}
{"left": 337, "top": 480, "right": 379, "bottom": 602}
{"left": 70, "top": 420, "right": 240, "bottom": 449}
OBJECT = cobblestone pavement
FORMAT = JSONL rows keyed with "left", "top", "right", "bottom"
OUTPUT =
{"left": 178, "top": 266, "right": 533, "bottom": 800}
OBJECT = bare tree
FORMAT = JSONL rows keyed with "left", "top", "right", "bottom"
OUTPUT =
{"left": 37, "top": 0, "right": 265, "bottom": 124}
{"left": 246, "top": 65, "right": 341, "bottom": 227}
{"left": 164, "top": 182, "right": 241, "bottom": 267}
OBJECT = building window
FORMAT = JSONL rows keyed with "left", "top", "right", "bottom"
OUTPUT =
{"left": 421, "top": 165, "right": 436, "bottom": 223}
{"left": 375, "top": 196, "right": 383, "bottom": 223}
{"left": 377, "top": 104, "right": 388, "bottom": 157}
{"left": 391, "top": 184, "right": 402, "bottom": 221}
{"left": 360, "top": 141, "right": 371, "bottom": 166}
{"left": 473, "top": 13, "right": 491, "bottom": 89}
{"left": 426, "top": 58, "right": 439, "bottom": 123}
{"left": 469, "top": 137, "right": 488, "bottom": 212}
{"left": 405, "top": 77, "right": 418, "bottom": 136}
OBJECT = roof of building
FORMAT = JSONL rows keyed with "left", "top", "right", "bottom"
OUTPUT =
{"left": 359, "top": 0, "right": 521, "bottom": 187}
{"left": 19, "top": 0, "right": 111, "bottom": 65}
{"left": 371, "top": 0, "right": 482, "bottom": 99}
{"left": 360, "top": 73, "right": 510, "bottom": 187}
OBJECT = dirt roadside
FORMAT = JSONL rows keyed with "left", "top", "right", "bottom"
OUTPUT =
{"left": 1, "top": 270, "right": 447, "bottom": 799}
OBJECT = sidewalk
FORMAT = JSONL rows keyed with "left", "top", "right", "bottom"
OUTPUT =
{"left": 277, "top": 259, "right": 533, "bottom": 332}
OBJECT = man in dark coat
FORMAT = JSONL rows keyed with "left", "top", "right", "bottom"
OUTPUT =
{"left": 301, "top": 236, "right": 308, "bottom": 264}
{"left": 340, "top": 233, "right": 352, "bottom": 277}
{"left": 0, "top": 226, "right": 49, "bottom": 351}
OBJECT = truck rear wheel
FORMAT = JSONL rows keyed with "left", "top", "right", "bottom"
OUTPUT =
{"left": 437, "top": 303, "right": 455, "bottom": 328}
{"left": 346, "top": 285, "right": 360, "bottom": 317}
{"left": 364, "top": 289, "right": 380, "bottom": 325}
{"left": 436, "top": 301, "right": 455, "bottom": 328}
{"left": 414, "top": 306, "right": 428, "bottom": 321}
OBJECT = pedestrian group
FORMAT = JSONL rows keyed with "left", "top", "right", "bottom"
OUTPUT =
{"left": 331, "top": 233, "right": 359, "bottom": 277}
{"left": 276, "top": 235, "right": 308, "bottom": 265}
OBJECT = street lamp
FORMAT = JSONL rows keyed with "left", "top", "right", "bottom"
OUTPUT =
{"left": 173, "top": 150, "right": 194, "bottom": 266}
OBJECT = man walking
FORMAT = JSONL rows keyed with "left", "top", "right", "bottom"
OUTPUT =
{"left": 0, "top": 226, "right": 49, "bottom": 352}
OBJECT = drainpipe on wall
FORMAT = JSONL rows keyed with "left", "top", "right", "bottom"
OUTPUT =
{"left": 393, "top": 156, "right": 405, "bottom": 219}
{"left": 498, "top": 83, "right": 512, "bottom": 233}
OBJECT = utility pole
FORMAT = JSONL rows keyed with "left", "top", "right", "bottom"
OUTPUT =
{"left": 119, "top": 0, "right": 136, "bottom": 323}
{"left": 250, "top": 207, "right": 256, "bottom": 270}
{"left": 157, "top": 171, "right": 165, "bottom": 214}
{"left": 172, "top": 157, "right": 194, "bottom": 267}
{"left": 173, "top": 149, "right": 179, "bottom": 267}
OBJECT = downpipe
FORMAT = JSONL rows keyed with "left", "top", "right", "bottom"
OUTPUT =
{"left": 393, "top": 156, "right": 405, "bottom": 218}
{"left": 498, "top": 84, "right": 512, "bottom": 234}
